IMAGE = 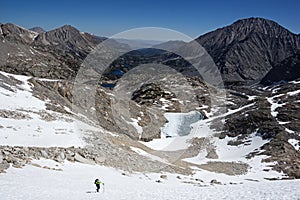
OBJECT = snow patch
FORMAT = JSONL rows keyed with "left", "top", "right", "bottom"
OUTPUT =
{"left": 141, "top": 135, "right": 190, "bottom": 151}
{"left": 288, "top": 139, "right": 300, "bottom": 151}
{"left": 290, "top": 80, "right": 300, "bottom": 84}
{"left": 287, "top": 89, "right": 300, "bottom": 96}
{"left": 247, "top": 95, "right": 257, "bottom": 100}
{"left": 266, "top": 95, "right": 285, "bottom": 117}
{"left": 128, "top": 118, "right": 143, "bottom": 135}
{"left": 285, "top": 128, "right": 295, "bottom": 134}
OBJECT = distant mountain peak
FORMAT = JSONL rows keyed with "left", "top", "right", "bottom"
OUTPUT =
{"left": 234, "top": 17, "right": 277, "bottom": 24}
{"left": 0, "top": 22, "right": 38, "bottom": 44}
{"left": 59, "top": 24, "right": 79, "bottom": 31}
{"left": 38, "top": 24, "right": 83, "bottom": 41}
{"left": 230, "top": 17, "right": 292, "bottom": 36}
{"left": 29, "top": 27, "right": 45, "bottom": 34}
{"left": 196, "top": 17, "right": 300, "bottom": 84}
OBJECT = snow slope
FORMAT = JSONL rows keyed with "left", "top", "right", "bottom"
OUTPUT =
{"left": 0, "top": 71, "right": 98, "bottom": 147}
{"left": 1, "top": 159, "right": 300, "bottom": 200}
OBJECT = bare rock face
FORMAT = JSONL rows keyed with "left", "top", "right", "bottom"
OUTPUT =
{"left": 196, "top": 17, "right": 300, "bottom": 85}
{"left": 1, "top": 23, "right": 38, "bottom": 44}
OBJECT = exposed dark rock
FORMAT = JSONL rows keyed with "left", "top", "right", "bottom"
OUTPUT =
{"left": 131, "top": 83, "right": 180, "bottom": 112}
{"left": 261, "top": 52, "right": 300, "bottom": 85}
{"left": 261, "top": 132, "right": 300, "bottom": 178}
{"left": 210, "top": 179, "right": 222, "bottom": 185}
{"left": 223, "top": 101, "right": 281, "bottom": 139}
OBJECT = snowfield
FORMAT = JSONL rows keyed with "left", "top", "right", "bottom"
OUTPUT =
{"left": 0, "top": 71, "right": 98, "bottom": 147}
{"left": 1, "top": 160, "right": 300, "bottom": 200}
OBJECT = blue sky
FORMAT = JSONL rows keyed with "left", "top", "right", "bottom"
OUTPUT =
{"left": 1, "top": 0, "right": 299, "bottom": 38}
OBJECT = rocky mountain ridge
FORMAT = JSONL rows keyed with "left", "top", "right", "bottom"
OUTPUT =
{"left": 0, "top": 23, "right": 105, "bottom": 79}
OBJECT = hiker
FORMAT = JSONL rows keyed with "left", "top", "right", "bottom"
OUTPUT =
{"left": 94, "top": 178, "right": 103, "bottom": 192}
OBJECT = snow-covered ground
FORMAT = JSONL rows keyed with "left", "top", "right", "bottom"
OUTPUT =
{"left": 1, "top": 159, "right": 300, "bottom": 200}
{"left": 0, "top": 71, "right": 97, "bottom": 147}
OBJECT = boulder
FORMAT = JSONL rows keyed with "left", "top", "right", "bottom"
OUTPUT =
{"left": 95, "top": 156, "right": 106, "bottom": 163}
{"left": 210, "top": 179, "right": 221, "bottom": 185}
{"left": 74, "top": 153, "right": 95, "bottom": 165}
{"left": 0, "top": 163, "right": 10, "bottom": 172}
{"left": 59, "top": 152, "right": 66, "bottom": 160}
{"left": 160, "top": 175, "right": 168, "bottom": 180}
{"left": 31, "top": 163, "right": 42, "bottom": 168}
{"left": 40, "top": 150, "right": 48, "bottom": 158}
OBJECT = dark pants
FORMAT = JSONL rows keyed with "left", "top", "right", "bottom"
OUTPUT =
{"left": 96, "top": 184, "right": 100, "bottom": 192}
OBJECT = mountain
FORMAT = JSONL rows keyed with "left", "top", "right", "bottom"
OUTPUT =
{"left": 33, "top": 25, "right": 103, "bottom": 59}
{"left": 120, "top": 18, "right": 300, "bottom": 86}
{"left": 29, "top": 27, "right": 46, "bottom": 33}
{"left": 115, "top": 38, "right": 164, "bottom": 49}
{"left": 152, "top": 40, "right": 187, "bottom": 51}
{"left": 196, "top": 17, "right": 300, "bottom": 85}
{"left": 0, "top": 23, "right": 106, "bottom": 79}
{"left": 2, "top": 18, "right": 300, "bottom": 85}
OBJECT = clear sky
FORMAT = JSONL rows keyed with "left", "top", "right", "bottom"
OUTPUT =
{"left": 1, "top": 0, "right": 299, "bottom": 39}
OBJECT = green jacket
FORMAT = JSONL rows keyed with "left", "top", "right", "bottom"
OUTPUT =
{"left": 95, "top": 180, "right": 103, "bottom": 185}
